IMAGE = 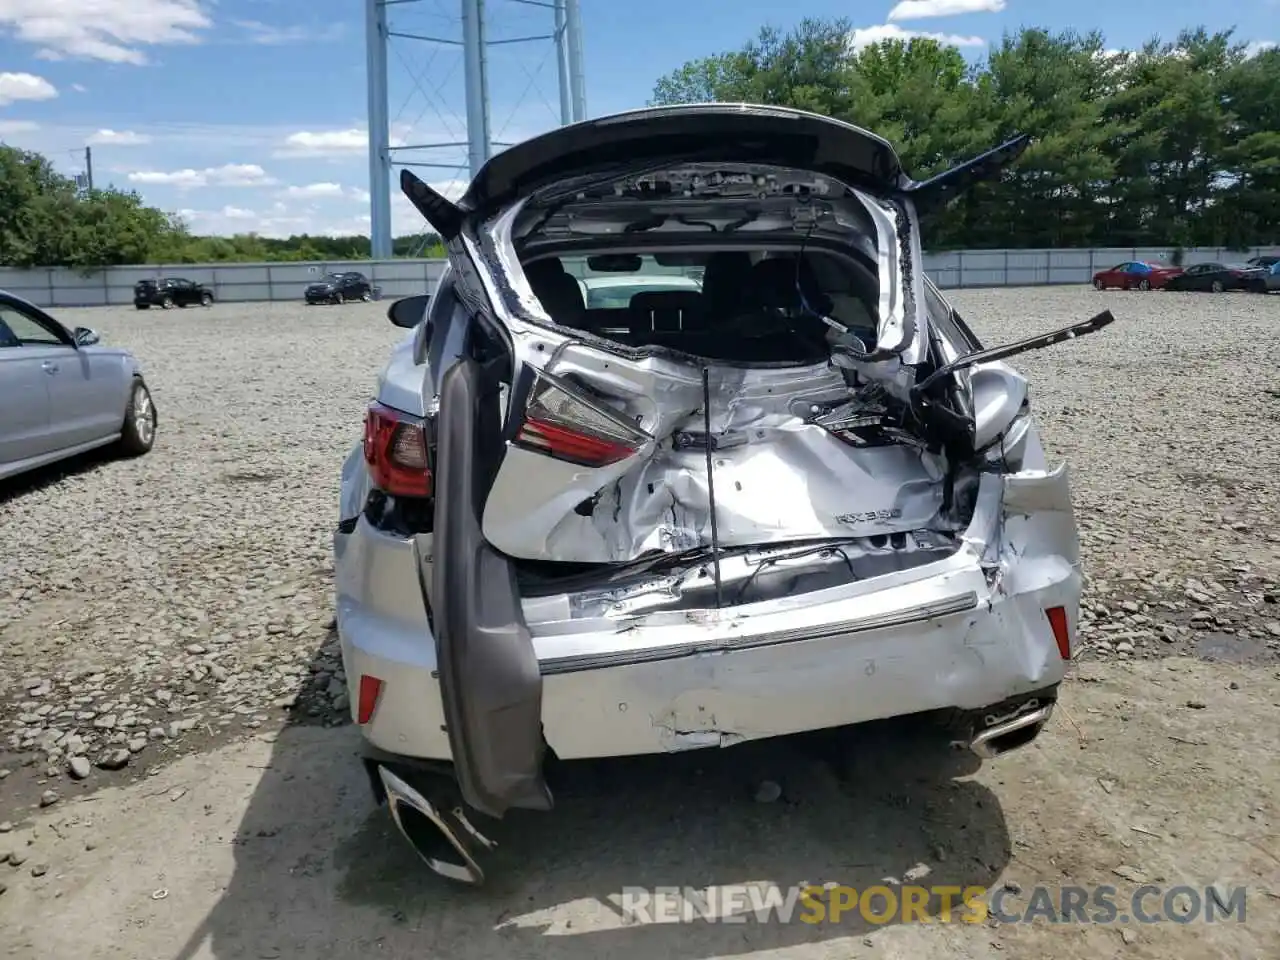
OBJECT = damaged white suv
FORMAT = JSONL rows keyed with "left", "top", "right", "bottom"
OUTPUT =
{"left": 334, "top": 104, "right": 1111, "bottom": 884}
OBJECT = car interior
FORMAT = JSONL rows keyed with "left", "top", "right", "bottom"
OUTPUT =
{"left": 520, "top": 250, "right": 880, "bottom": 364}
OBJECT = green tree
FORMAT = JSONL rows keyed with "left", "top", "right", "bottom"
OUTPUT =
{"left": 0, "top": 143, "right": 448, "bottom": 266}
{"left": 969, "top": 29, "right": 1118, "bottom": 248}
{"left": 1102, "top": 30, "right": 1243, "bottom": 247}
{"left": 650, "top": 19, "right": 1280, "bottom": 249}
{"left": 1212, "top": 45, "right": 1280, "bottom": 246}
{"left": 652, "top": 18, "right": 870, "bottom": 118}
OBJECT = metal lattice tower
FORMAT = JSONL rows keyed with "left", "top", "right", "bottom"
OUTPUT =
{"left": 365, "top": 0, "right": 587, "bottom": 258}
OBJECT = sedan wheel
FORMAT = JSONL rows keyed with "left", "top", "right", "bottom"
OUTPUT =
{"left": 1093, "top": 279, "right": 1105, "bottom": 290}
{"left": 118, "top": 380, "right": 157, "bottom": 456}
{"left": 1139, "top": 278, "right": 1151, "bottom": 291}
{"left": 161, "top": 296, "right": 174, "bottom": 309}
{"left": 361, "top": 291, "right": 372, "bottom": 302}
{"left": 1211, "top": 280, "right": 1225, "bottom": 293}
{"left": 201, "top": 293, "right": 213, "bottom": 307}
{"left": 335, "top": 292, "right": 345, "bottom": 305}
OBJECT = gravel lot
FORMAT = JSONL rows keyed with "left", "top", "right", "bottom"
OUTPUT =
{"left": 1, "top": 287, "right": 1279, "bottom": 958}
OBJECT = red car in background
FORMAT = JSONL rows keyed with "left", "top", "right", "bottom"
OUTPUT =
{"left": 1091, "top": 260, "right": 1183, "bottom": 291}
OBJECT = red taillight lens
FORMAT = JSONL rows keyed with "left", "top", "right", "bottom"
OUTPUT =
{"left": 1045, "top": 606, "right": 1071, "bottom": 661}
{"left": 363, "top": 401, "right": 432, "bottom": 497}
{"left": 513, "top": 370, "right": 647, "bottom": 468}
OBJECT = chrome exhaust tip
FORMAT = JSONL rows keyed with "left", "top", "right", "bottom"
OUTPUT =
{"left": 970, "top": 703, "right": 1054, "bottom": 760}
{"left": 377, "top": 765, "right": 492, "bottom": 885}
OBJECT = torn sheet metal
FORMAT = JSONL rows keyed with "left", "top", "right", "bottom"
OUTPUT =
{"left": 481, "top": 354, "right": 953, "bottom": 563}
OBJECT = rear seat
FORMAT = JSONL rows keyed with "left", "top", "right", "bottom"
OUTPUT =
{"left": 574, "top": 290, "right": 709, "bottom": 343}
{"left": 627, "top": 291, "right": 706, "bottom": 333}
{"left": 578, "top": 308, "right": 635, "bottom": 337}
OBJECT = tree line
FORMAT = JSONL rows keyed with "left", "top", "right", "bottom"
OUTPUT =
{"left": 3, "top": 22, "right": 1276, "bottom": 267}
{"left": 651, "top": 22, "right": 1280, "bottom": 250}
{"left": 0, "top": 146, "right": 445, "bottom": 269}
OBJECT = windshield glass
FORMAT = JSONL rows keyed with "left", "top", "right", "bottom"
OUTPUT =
{"left": 562, "top": 256, "right": 703, "bottom": 310}
{"left": 584, "top": 281, "right": 699, "bottom": 310}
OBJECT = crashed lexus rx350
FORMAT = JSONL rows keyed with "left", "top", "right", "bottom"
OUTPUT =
{"left": 334, "top": 104, "right": 1112, "bottom": 884}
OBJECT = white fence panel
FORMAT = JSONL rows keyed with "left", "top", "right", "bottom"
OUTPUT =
{"left": 3, "top": 246, "right": 1279, "bottom": 308}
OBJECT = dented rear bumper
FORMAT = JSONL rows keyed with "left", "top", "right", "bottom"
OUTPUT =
{"left": 336, "top": 461, "right": 1079, "bottom": 766}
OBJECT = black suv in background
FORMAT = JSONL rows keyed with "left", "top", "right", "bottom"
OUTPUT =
{"left": 304, "top": 271, "right": 377, "bottom": 304}
{"left": 134, "top": 278, "right": 215, "bottom": 309}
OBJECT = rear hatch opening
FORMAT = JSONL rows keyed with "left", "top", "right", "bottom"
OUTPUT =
{"left": 461, "top": 162, "right": 992, "bottom": 617}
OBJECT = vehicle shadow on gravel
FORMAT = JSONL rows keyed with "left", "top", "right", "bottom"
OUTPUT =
{"left": 172, "top": 641, "right": 1012, "bottom": 960}
{"left": 0, "top": 449, "right": 115, "bottom": 504}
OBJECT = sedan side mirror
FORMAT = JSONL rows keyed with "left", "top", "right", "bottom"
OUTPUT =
{"left": 73, "top": 326, "right": 101, "bottom": 346}
{"left": 388, "top": 294, "right": 430, "bottom": 329}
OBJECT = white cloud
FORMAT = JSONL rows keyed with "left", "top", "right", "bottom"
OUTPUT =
{"left": 156, "top": 175, "right": 471, "bottom": 238}
{"left": 1245, "top": 40, "right": 1277, "bottom": 58}
{"left": 127, "top": 163, "right": 276, "bottom": 188}
{"left": 0, "top": 71, "right": 57, "bottom": 105}
{"left": 0, "top": 0, "right": 211, "bottom": 65}
{"left": 0, "top": 119, "right": 40, "bottom": 135}
{"left": 176, "top": 206, "right": 314, "bottom": 237}
{"left": 350, "top": 187, "right": 372, "bottom": 203}
{"left": 274, "top": 126, "right": 412, "bottom": 158}
{"left": 275, "top": 128, "right": 367, "bottom": 157}
{"left": 233, "top": 19, "right": 345, "bottom": 45}
{"left": 71, "top": 83, "right": 87, "bottom": 93}
{"left": 848, "top": 24, "right": 986, "bottom": 51}
{"left": 283, "top": 182, "right": 345, "bottom": 198}
{"left": 887, "top": 0, "right": 1005, "bottom": 21}
{"left": 87, "top": 129, "right": 152, "bottom": 146}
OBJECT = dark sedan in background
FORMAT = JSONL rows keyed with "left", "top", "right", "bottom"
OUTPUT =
{"left": 1163, "top": 262, "right": 1268, "bottom": 293}
{"left": 1245, "top": 261, "right": 1280, "bottom": 294}
{"left": 134, "top": 277, "right": 214, "bottom": 309}
{"left": 304, "top": 271, "right": 379, "bottom": 305}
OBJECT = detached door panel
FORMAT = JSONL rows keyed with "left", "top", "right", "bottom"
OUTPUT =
{"left": 430, "top": 354, "right": 551, "bottom": 820}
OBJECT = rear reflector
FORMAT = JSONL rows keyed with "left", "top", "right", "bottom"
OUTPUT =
{"left": 1045, "top": 606, "right": 1071, "bottom": 660}
{"left": 513, "top": 369, "right": 649, "bottom": 468}
{"left": 357, "top": 675, "right": 384, "bottom": 725}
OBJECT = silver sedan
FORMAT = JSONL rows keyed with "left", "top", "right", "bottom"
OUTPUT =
{"left": 0, "top": 290, "right": 157, "bottom": 481}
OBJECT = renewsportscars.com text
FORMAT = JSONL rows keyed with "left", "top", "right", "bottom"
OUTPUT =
{"left": 618, "top": 883, "right": 1247, "bottom": 925}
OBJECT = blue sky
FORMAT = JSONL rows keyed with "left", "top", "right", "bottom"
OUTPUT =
{"left": 0, "top": 0, "right": 1274, "bottom": 238}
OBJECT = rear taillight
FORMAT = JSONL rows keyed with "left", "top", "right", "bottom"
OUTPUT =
{"left": 363, "top": 401, "right": 432, "bottom": 497}
{"left": 513, "top": 370, "right": 648, "bottom": 468}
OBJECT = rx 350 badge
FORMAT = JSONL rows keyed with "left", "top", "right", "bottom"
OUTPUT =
{"left": 836, "top": 508, "right": 904, "bottom": 525}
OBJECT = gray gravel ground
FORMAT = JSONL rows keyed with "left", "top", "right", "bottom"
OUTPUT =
{"left": 1, "top": 286, "right": 1278, "bottom": 819}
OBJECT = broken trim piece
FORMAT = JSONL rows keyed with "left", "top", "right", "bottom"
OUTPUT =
{"left": 701, "top": 366, "right": 723, "bottom": 608}
{"left": 401, "top": 169, "right": 464, "bottom": 241}
{"left": 538, "top": 590, "right": 979, "bottom": 675}
{"left": 904, "top": 135, "right": 1032, "bottom": 216}
{"left": 915, "top": 310, "right": 1116, "bottom": 394}
{"left": 431, "top": 356, "right": 551, "bottom": 818}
